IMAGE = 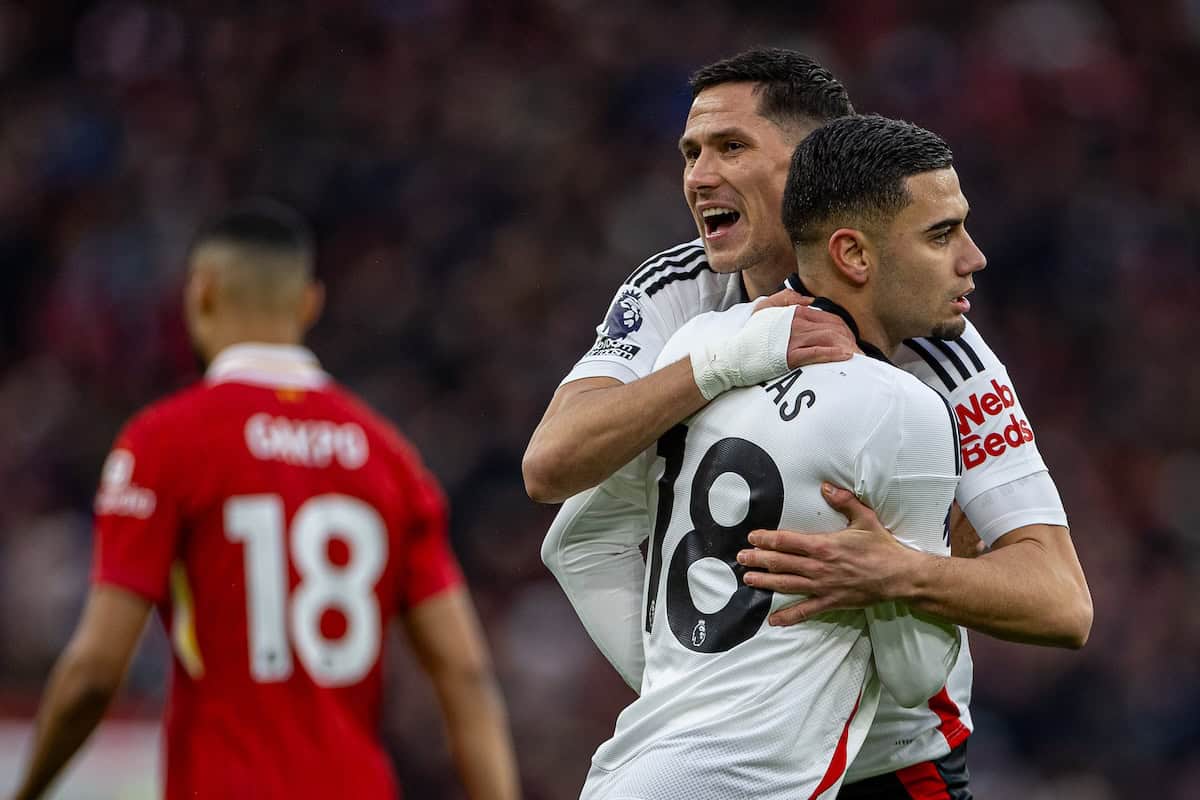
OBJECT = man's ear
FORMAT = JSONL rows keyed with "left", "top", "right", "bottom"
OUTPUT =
{"left": 300, "top": 281, "right": 325, "bottom": 332}
{"left": 185, "top": 262, "right": 220, "bottom": 319}
{"left": 827, "top": 228, "right": 872, "bottom": 286}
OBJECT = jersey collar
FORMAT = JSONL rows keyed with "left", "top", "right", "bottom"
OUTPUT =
{"left": 782, "top": 274, "right": 892, "bottom": 364}
{"left": 206, "top": 343, "right": 329, "bottom": 389}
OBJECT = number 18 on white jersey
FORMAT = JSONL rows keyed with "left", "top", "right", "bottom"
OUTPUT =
{"left": 582, "top": 306, "right": 962, "bottom": 800}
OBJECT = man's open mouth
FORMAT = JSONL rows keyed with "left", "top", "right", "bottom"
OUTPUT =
{"left": 702, "top": 207, "right": 741, "bottom": 238}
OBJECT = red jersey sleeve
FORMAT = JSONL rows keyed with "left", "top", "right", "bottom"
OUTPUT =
{"left": 92, "top": 410, "right": 182, "bottom": 604}
{"left": 394, "top": 446, "right": 463, "bottom": 610}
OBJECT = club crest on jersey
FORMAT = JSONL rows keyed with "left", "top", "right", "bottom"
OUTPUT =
{"left": 601, "top": 289, "right": 644, "bottom": 340}
{"left": 692, "top": 619, "right": 707, "bottom": 647}
{"left": 101, "top": 449, "right": 134, "bottom": 488}
{"left": 95, "top": 449, "right": 157, "bottom": 518}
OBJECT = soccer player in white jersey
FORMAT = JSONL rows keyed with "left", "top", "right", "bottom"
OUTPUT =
{"left": 530, "top": 48, "right": 1092, "bottom": 799}
{"left": 578, "top": 115, "right": 976, "bottom": 800}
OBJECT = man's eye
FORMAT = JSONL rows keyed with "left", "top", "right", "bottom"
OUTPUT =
{"left": 725, "top": 141, "right": 745, "bottom": 153}
{"left": 933, "top": 233, "right": 950, "bottom": 245}
{"left": 683, "top": 149, "right": 699, "bottom": 162}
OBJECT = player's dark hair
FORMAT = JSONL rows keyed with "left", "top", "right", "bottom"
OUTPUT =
{"left": 689, "top": 47, "right": 855, "bottom": 130}
{"left": 190, "top": 199, "right": 314, "bottom": 265}
{"left": 782, "top": 115, "right": 953, "bottom": 245}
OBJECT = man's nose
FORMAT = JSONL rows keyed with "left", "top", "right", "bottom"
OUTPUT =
{"left": 960, "top": 231, "right": 987, "bottom": 274}
{"left": 685, "top": 149, "right": 721, "bottom": 194}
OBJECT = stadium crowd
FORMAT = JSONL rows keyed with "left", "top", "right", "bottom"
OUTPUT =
{"left": 0, "top": 0, "right": 1197, "bottom": 797}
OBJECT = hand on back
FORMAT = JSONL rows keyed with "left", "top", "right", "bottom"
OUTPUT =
{"left": 753, "top": 288, "right": 855, "bottom": 369}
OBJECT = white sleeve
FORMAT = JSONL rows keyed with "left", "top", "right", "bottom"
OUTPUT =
{"left": 894, "top": 320, "right": 1058, "bottom": 546}
{"left": 540, "top": 462, "right": 651, "bottom": 691}
{"left": 560, "top": 243, "right": 708, "bottom": 386}
{"left": 859, "top": 375, "right": 962, "bottom": 708}
{"left": 962, "top": 469, "right": 1068, "bottom": 544}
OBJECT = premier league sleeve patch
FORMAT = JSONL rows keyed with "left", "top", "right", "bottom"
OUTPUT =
{"left": 585, "top": 288, "right": 646, "bottom": 361}
{"left": 602, "top": 289, "right": 645, "bottom": 340}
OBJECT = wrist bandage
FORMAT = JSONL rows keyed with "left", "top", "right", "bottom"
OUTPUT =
{"left": 690, "top": 305, "right": 793, "bottom": 400}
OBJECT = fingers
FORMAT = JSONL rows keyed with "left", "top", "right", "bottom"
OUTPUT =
{"left": 785, "top": 307, "right": 856, "bottom": 367}
{"left": 754, "top": 288, "right": 813, "bottom": 311}
{"left": 819, "top": 482, "right": 879, "bottom": 528}
{"left": 737, "top": 546, "right": 823, "bottom": 577}
{"left": 741, "top": 569, "right": 816, "bottom": 595}
{"left": 790, "top": 305, "right": 853, "bottom": 335}
{"left": 786, "top": 345, "right": 854, "bottom": 369}
{"left": 745, "top": 529, "right": 821, "bottom": 557}
{"left": 768, "top": 598, "right": 837, "bottom": 627}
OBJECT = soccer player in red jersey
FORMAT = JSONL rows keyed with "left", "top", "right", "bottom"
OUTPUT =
{"left": 11, "top": 203, "right": 520, "bottom": 800}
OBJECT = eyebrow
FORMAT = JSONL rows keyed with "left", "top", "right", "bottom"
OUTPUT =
{"left": 924, "top": 207, "right": 971, "bottom": 233}
{"left": 678, "top": 127, "right": 752, "bottom": 152}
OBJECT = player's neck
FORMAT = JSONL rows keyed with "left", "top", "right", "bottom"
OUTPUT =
{"left": 794, "top": 274, "right": 898, "bottom": 357}
{"left": 740, "top": 259, "right": 795, "bottom": 300}
{"left": 200, "top": 321, "right": 307, "bottom": 364}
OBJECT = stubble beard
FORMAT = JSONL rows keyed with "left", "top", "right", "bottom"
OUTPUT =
{"left": 708, "top": 237, "right": 791, "bottom": 291}
{"left": 930, "top": 317, "right": 967, "bottom": 340}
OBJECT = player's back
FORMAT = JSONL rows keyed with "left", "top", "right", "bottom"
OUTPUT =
{"left": 93, "top": 346, "right": 459, "bottom": 800}
{"left": 582, "top": 305, "right": 960, "bottom": 800}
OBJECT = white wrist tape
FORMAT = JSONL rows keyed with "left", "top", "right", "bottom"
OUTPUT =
{"left": 690, "top": 305, "right": 793, "bottom": 400}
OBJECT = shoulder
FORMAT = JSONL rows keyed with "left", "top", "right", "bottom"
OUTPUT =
{"left": 622, "top": 239, "right": 708, "bottom": 292}
{"left": 803, "top": 354, "right": 905, "bottom": 403}
{"left": 614, "top": 239, "right": 736, "bottom": 319}
{"left": 802, "top": 356, "right": 951, "bottom": 444}
{"left": 116, "top": 381, "right": 214, "bottom": 447}
{"left": 743, "top": 355, "right": 906, "bottom": 440}
{"left": 893, "top": 319, "right": 1001, "bottom": 395}
{"left": 656, "top": 301, "right": 757, "bottom": 368}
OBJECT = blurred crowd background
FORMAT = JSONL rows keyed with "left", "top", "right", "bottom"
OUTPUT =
{"left": 0, "top": 0, "right": 1197, "bottom": 798}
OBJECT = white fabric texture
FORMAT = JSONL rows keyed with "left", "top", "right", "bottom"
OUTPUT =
{"left": 541, "top": 476, "right": 649, "bottom": 690}
{"left": 962, "top": 470, "right": 1068, "bottom": 545}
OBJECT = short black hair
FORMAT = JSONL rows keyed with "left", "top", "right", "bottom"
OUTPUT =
{"left": 689, "top": 47, "right": 855, "bottom": 130}
{"left": 782, "top": 115, "right": 954, "bottom": 245}
{"left": 190, "top": 199, "right": 314, "bottom": 263}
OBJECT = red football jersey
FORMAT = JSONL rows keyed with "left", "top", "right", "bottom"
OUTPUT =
{"left": 92, "top": 344, "right": 463, "bottom": 800}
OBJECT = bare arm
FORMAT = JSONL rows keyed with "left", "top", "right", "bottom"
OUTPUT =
{"left": 901, "top": 520, "right": 1091, "bottom": 647}
{"left": 523, "top": 363, "right": 705, "bottom": 503}
{"left": 13, "top": 586, "right": 152, "bottom": 800}
{"left": 739, "top": 484, "right": 1093, "bottom": 648}
{"left": 523, "top": 296, "right": 854, "bottom": 503}
{"left": 404, "top": 588, "right": 520, "bottom": 800}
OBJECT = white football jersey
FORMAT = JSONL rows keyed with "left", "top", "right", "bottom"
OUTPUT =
{"left": 562, "top": 240, "right": 745, "bottom": 386}
{"left": 555, "top": 246, "right": 1069, "bottom": 780}
{"left": 580, "top": 304, "right": 962, "bottom": 800}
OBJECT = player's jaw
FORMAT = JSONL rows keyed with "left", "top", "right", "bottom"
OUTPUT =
{"left": 928, "top": 286, "right": 974, "bottom": 339}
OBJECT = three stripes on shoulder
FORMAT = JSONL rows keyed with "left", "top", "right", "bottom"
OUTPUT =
{"left": 901, "top": 338, "right": 985, "bottom": 392}
{"left": 626, "top": 242, "right": 709, "bottom": 297}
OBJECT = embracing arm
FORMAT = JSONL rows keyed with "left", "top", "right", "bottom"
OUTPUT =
{"left": 523, "top": 296, "right": 854, "bottom": 503}
{"left": 901, "top": 520, "right": 1091, "bottom": 648}
{"left": 13, "top": 586, "right": 151, "bottom": 800}
{"left": 541, "top": 476, "right": 651, "bottom": 690}
{"left": 524, "top": 365, "right": 705, "bottom": 504}
{"left": 740, "top": 485, "right": 1093, "bottom": 648}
